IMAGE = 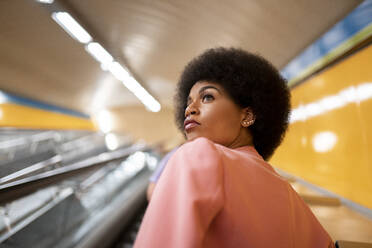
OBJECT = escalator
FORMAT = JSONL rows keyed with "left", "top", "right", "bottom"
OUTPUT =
{"left": 0, "top": 130, "right": 158, "bottom": 248}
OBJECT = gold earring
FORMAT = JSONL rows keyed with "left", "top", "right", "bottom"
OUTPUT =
{"left": 242, "top": 119, "right": 254, "bottom": 127}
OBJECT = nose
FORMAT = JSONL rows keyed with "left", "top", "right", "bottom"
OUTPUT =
{"left": 185, "top": 102, "right": 199, "bottom": 117}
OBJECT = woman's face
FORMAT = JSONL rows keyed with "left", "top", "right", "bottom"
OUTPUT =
{"left": 184, "top": 81, "right": 252, "bottom": 148}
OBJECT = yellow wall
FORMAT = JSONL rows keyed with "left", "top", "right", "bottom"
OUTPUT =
{"left": 271, "top": 44, "right": 372, "bottom": 209}
{"left": 0, "top": 103, "right": 95, "bottom": 130}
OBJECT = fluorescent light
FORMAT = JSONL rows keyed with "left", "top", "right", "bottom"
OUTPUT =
{"left": 52, "top": 12, "right": 92, "bottom": 44}
{"left": 107, "top": 62, "right": 161, "bottom": 112}
{"left": 49, "top": 9, "right": 160, "bottom": 112}
{"left": 107, "top": 62, "right": 130, "bottom": 81}
{"left": 124, "top": 77, "right": 161, "bottom": 112}
{"left": 37, "top": 0, "right": 54, "bottom": 3}
{"left": 86, "top": 42, "right": 113, "bottom": 67}
{"left": 123, "top": 76, "right": 143, "bottom": 93}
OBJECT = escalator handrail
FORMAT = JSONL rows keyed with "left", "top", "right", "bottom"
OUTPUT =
{"left": 0, "top": 155, "right": 62, "bottom": 184}
{"left": 0, "top": 144, "right": 146, "bottom": 205}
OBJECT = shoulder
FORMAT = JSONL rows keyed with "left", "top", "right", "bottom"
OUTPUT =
{"left": 176, "top": 137, "right": 221, "bottom": 161}
{"left": 167, "top": 138, "right": 223, "bottom": 175}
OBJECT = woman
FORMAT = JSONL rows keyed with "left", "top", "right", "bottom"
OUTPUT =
{"left": 134, "top": 48, "right": 334, "bottom": 248}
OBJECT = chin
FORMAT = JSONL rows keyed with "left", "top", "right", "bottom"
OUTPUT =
{"left": 186, "top": 133, "right": 217, "bottom": 145}
{"left": 186, "top": 135, "right": 197, "bottom": 141}
{"left": 186, "top": 132, "right": 203, "bottom": 142}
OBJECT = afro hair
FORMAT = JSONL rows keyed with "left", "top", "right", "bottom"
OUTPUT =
{"left": 174, "top": 47, "right": 291, "bottom": 160}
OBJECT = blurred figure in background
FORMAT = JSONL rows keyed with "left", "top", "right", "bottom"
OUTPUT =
{"left": 146, "top": 147, "right": 178, "bottom": 201}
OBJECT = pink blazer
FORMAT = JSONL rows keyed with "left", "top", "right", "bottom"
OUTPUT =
{"left": 134, "top": 137, "right": 334, "bottom": 248}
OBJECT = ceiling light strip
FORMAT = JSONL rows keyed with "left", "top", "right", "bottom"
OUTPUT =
{"left": 52, "top": 12, "right": 92, "bottom": 44}
{"left": 37, "top": 0, "right": 54, "bottom": 4}
{"left": 51, "top": 9, "right": 161, "bottom": 112}
{"left": 85, "top": 42, "right": 113, "bottom": 68}
{"left": 107, "top": 62, "right": 161, "bottom": 112}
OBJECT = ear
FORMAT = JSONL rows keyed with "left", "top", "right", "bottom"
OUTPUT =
{"left": 241, "top": 107, "right": 255, "bottom": 127}
{"left": 241, "top": 107, "right": 255, "bottom": 121}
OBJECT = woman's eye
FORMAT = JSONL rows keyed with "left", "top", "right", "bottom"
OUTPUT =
{"left": 202, "top": 94, "right": 214, "bottom": 102}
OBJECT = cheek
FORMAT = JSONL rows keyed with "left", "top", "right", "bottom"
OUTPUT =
{"left": 202, "top": 105, "right": 241, "bottom": 139}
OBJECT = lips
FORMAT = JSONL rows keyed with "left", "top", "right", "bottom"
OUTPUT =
{"left": 184, "top": 118, "right": 200, "bottom": 131}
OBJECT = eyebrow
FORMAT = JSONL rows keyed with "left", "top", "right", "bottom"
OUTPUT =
{"left": 198, "top": 85, "right": 221, "bottom": 94}
{"left": 187, "top": 85, "right": 221, "bottom": 103}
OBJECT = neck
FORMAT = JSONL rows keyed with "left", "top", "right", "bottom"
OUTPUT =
{"left": 227, "top": 127, "right": 254, "bottom": 149}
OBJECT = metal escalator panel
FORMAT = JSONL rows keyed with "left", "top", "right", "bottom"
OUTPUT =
{"left": 0, "top": 149, "right": 159, "bottom": 248}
